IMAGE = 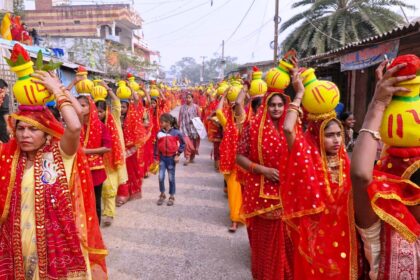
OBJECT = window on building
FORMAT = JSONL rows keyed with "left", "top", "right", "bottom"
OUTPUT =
{"left": 74, "top": 20, "right": 81, "bottom": 25}
{"left": 115, "top": 27, "right": 122, "bottom": 36}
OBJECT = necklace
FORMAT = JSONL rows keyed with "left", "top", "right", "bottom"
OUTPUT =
{"left": 327, "top": 155, "right": 340, "bottom": 184}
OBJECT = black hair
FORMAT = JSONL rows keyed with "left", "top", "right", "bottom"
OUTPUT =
{"left": 251, "top": 97, "right": 262, "bottom": 114}
{"left": 0, "top": 79, "right": 8, "bottom": 89}
{"left": 160, "top": 113, "right": 178, "bottom": 129}
{"left": 186, "top": 92, "right": 193, "bottom": 98}
{"left": 268, "top": 93, "right": 287, "bottom": 106}
{"left": 325, "top": 118, "right": 341, "bottom": 129}
{"left": 76, "top": 95, "right": 89, "bottom": 103}
{"left": 95, "top": 100, "right": 107, "bottom": 111}
{"left": 411, "top": 169, "right": 420, "bottom": 186}
{"left": 47, "top": 106, "right": 61, "bottom": 121}
{"left": 340, "top": 111, "right": 353, "bottom": 122}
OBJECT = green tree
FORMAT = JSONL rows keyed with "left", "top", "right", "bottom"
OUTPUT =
{"left": 281, "top": 0, "right": 413, "bottom": 57}
{"left": 169, "top": 56, "right": 239, "bottom": 84}
{"left": 13, "top": 0, "right": 25, "bottom": 17}
{"left": 169, "top": 57, "right": 201, "bottom": 84}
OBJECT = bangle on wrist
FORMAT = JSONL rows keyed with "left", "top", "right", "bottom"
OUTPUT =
{"left": 57, "top": 97, "right": 71, "bottom": 108}
{"left": 289, "top": 102, "right": 300, "bottom": 110}
{"left": 287, "top": 107, "right": 302, "bottom": 116}
{"left": 58, "top": 102, "right": 73, "bottom": 111}
{"left": 248, "top": 162, "right": 257, "bottom": 173}
{"left": 359, "top": 128, "right": 381, "bottom": 141}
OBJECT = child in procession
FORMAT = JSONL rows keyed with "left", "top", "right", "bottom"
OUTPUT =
{"left": 154, "top": 113, "right": 185, "bottom": 206}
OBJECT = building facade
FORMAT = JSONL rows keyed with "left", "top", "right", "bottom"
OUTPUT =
{"left": 0, "top": 0, "right": 13, "bottom": 13}
{"left": 23, "top": 0, "right": 160, "bottom": 77}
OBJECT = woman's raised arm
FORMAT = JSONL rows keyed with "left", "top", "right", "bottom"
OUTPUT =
{"left": 32, "top": 70, "right": 82, "bottom": 156}
{"left": 283, "top": 66, "right": 304, "bottom": 150}
{"left": 351, "top": 61, "right": 414, "bottom": 228}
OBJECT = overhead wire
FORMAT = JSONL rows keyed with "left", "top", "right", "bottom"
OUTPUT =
{"left": 251, "top": 0, "right": 270, "bottom": 59}
{"left": 225, "top": 0, "right": 256, "bottom": 43}
{"left": 149, "top": 0, "right": 234, "bottom": 40}
{"left": 230, "top": 19, "right": 271, "bottom": 44}
{"left": 139, "top": 0, "right": 190, "bottom": 4}
{"left": 144, "top": 0, "right": 209, "bottom": 25}
{"left": 142, "top": 0, "right": 188, "bottom": 14}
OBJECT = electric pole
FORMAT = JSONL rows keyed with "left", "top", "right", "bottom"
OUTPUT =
{"left": 200, "top": 56, "right": 206, "bottom": 82}
{"left": 273, "top": 0, "right": 279, "bottom": 62}
{"left": 220, "top": 40, "right": 225, "bottom": 79}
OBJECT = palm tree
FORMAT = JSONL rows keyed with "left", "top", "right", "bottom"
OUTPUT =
{"left": 280, "top": 0, "right": 414, "bottom": 57}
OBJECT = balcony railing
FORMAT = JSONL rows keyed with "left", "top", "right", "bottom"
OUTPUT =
{"left": 105, "top": 34, "right": 120, "bottom": 43}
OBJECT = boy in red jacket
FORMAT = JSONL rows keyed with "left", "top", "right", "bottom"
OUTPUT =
{"left": 154, "top": 113, "right": 185, "bottom": 206}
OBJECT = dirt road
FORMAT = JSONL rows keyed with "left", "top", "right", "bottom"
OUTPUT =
{"left": 102, "top": 107, "right": 251, "bottom": 280}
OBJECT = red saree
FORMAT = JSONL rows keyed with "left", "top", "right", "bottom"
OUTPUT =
{"left": 103, "top": 106, "right": 124, "bottom": 171}
{"left": 80, "top": 97, "right": 107, "bottom": 186}
{"left": 0, "top": 108, "right": 107, "bottom": 279}
{"left": 237, "top": 92, "right": 293, "bottom": 280}
{"left": 282, "top": 115, "right": 358, "bottom": 279}
{"left": 118, "top": 101, "right": 146, "bottom": 198}
{"left": 219, "top": 107, "right": 238, "bottom": 174}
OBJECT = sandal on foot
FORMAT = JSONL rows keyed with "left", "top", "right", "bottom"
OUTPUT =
{"left": 167, "top": 196, "right": 175, "bottom": 206}
{"left": 228, "top": 222, "right": 238, "bottom": 233}
{"left": 157, "top": 194, "right": 166, "bottom": 206}
{"left": 102, "top": 216, "right": 113, "bottom": 227}
{"left": 116, "top": 198, "right": 128, "bottom": 207}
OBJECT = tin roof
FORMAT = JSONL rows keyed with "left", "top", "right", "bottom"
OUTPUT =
{"left": 301, "top": 20, "right": 420, "bottom": 63}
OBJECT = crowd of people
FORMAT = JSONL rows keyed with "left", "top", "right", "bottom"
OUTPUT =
{"left": 197, "top": 54, "right": 419, "bottom": 279}
{"left": 0, "top": 41, "right": 418, "bottom": 280}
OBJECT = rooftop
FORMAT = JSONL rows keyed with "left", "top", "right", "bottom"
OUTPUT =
{"left": 301, "top": 20, "right": 420, "bottom": 63}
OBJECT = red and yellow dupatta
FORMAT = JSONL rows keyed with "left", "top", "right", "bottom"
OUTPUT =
{"left": 0, "top": 107, "right": 108, "bottom": 279}
{"left": 103, "top": 106, "right": 124, "bottom": 170}
{"left": 369, "top": 147, "right": 420, "bottom": 242}
{"left": 80, "top": 97, "right": 105, "bottom": 171}
{"left": 219, "top": 107, "right": 238, "bottom": 174}
{"left": 282, "top": 115, "right": 358, "bottom": 279}
{"left": 240, "top": 92, "right": 289, "bottom": 218}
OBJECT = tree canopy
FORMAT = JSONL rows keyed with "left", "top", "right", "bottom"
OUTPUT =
{"left": 281, "top": 0, "right": 414, "bottom": 57}
{"left": 169, "top": 55, "right": 239, "bottom": 84}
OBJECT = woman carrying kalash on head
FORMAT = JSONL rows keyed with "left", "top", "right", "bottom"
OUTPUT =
{"left": 94, "top": 81, "right": 128, "bottom": 227}
{"left": 282, "top": 63, "right": 357, "bottom": 279}
{"left": 236, "top": 90, "right": 294, "bottom": 280}
{"left": 0, "top": 43, "right": 107, "bottom": 279}
{"left": 351, "top": 57, "right": 420, "bottom": 280}
{"left": 77, "top": 94, "right": 112, "bottom": 225}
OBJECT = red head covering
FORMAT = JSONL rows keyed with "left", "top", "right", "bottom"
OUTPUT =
{"left": 281, "top": 114, "right": 357, "bottom": 279}
{"left": 80, "top": 97, "right": 105, "bottom": 172}
{"left": 11, "top": 105, "right": 64, "bottom": 138}
{"left": 123, "top": 101, "right": 147, "bottom": 148}
{"left": 219, "top": 106, "right": 239, "bottom": 174}
{"left": 240, "top": 92, "right": 290, "bottom": 218}
{"left": 80, "top": 97, "right": 103, "bottom": 149}
{"left": 103, "top": 106, "right": 124, "bottom": 170}
{"left": 0, "top": 107, "right": 108, "bottom": 278}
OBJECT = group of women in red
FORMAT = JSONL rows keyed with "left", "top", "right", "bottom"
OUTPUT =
{"left": 74, "top": 72, "right": 179, "bottom": 227}
{"left": 201, "top": 55, "right": 419, "bottom": 280}
{"left": 0, "top": 43, "right": 181, "bottom": 279}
